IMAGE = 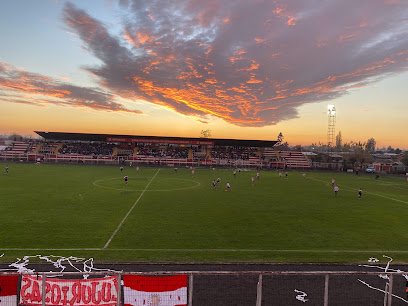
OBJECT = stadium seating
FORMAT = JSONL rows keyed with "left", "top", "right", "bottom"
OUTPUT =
{"left": 278, "top": 151, "right": 310, "bottom": 168}
{"left": 0, "top": 141, "right": 38, "bottom": 156}
{"left": 0, "top": 139, "right": 311, "bottom": 169}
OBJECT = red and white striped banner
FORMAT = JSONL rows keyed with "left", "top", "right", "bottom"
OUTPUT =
{"left": 20, "top": 275, "right": 118, "bottom": 306}
{"left": 123, "top": 275, "right": 187, "bottom": 306}
{"left": 0, "top": 275, "right": 18, "bottom": 306}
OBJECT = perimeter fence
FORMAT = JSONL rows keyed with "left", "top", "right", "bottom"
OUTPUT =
{"left": 1, "top": 271, "right": 407, "bottom": 306}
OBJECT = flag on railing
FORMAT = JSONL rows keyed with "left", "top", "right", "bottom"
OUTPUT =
{"left": 0, "top": 275, "right": 18, "bottom": 306}
{"left": 19, "top": 275, "right": 118, "bottom": 306}
{"left": 123, "top": 275, "right": 187, "bottom": 306}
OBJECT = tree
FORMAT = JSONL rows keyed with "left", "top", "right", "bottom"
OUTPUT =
{"left": 365, "top": 138, "right": 376, "bottom": 153}
{"left": 276, "top": 132, "right": 284, "bottom": 145}
{"left": 335, "top": 131, "right": 342, "bottom": 150}
{"left": 402, "top": 151, "right": 408, "bottom": 166}
{"left": 347, "top": 146, "right": 374, "bottom": 166}
{"left": 200, "top": 129, "right": 211, "bottom": 138}
{"left": 394, "top": 148, "right": 401, "bottom": 154}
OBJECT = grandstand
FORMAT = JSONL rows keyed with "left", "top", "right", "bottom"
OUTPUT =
{"left": 0, "top": 132, "right": 318, "bottom": 170}
{"left": 1, "top": 132, "right": 287, "bottom": 168}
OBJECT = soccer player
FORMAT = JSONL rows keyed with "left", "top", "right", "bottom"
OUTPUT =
{"left": 5, "top": 165, "right": 8, "bottom": 174}
{"left": 124, "top": 175, "right": 128, "bottom": 184}
{"left": 251, "top": 176, "right": 255, "bottom": 186}
{"left": 285, "top": 172, "right": 288, "bottom": 179}
{"left": 358, "top": 188, "right": 362, "bottom": 200}
{"left": 174, "top": 167, "right": 177, "bottom": 174}
{"left": 120, "top": 166, "right": 124, "bottom": 173}
{"left": 256, "top": 172, "right": 260, "bottom": 180}
{"left": 136, "top": 166, "right": 139, "bottom": 173}
{"left": 334, "top": 185, "right": 339, "bottom": 196}
{"left": 211, "top": 180, "right": 217, "bottom": 190}
{"left": 303, "top": 173, "right": 306, "bottom": 179}
{"left": 191, "top": 168, "right": 195, "bottom": 178}
{"left": 331, "top": 178, "right": 335, "bottom": 186}
{"left": 233, "top": 170, "right": 237, "bottom": 178}
{"left": 225, "top": 182, "right": 232, "bottom": 191}
{"left": 279, "top": 171, "right": 282, "bottom": 178}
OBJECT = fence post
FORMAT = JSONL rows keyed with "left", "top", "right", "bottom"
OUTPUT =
{"left": 188, "top": 273, "right": 193, "bottom": 306}
{"left": 383, "top": 282, "right": 389, "bottom": 306}
{"left": 387, "top": 275, "right": 393, "bottom": 306}
{"left": 324, "top": 274, "right": 329, "bottom": 306}
{"left": 42, "top": 274, "right": 46, "bottom": 306}
{"left": 256, "top": 274, "right": 262, "bottom": 306}
{"left": 117, "top": 274, "right": 121, "bottom": 306}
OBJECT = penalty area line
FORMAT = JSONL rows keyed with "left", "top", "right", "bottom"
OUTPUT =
{"left": 103, "top": 169, "right": 161, "bottom": 249}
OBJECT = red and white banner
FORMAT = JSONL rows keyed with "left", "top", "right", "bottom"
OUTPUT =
{"left": 123, "top": 275, "right": 187, "bottom": 306}
{"left": 20, "top": 275, "right": 118, "bottom": 306}
{"left": 0, "top": 275, "right": 18, "bottom": 306}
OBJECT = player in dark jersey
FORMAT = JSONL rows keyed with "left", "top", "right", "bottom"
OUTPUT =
{"left": 5, "top": 165, "right": 8, "bottom": 174}
{"left": 124, "top": 175, "right": 128, "bottom": 184}
{"left": 358, "top": 188, "right": 362, "bottom": 200}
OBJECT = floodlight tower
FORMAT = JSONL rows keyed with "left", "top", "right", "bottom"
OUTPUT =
{"left": 327, "top": 105, "right": 336, "bottom": 149}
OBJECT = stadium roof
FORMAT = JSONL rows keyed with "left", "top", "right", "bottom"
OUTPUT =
{"left": 35, "top": 131, "right": 278, "bottom": 148}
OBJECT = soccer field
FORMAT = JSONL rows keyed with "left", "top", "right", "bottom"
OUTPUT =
{"left": 1, "top": 163, "right": 408, "bottom": 263}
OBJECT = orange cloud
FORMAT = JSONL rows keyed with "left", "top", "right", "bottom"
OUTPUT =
{"left": 53, "top": 1, "right": 408, "bottom": 127}
{"left": 0, "top": 62, "right": 142, "bottom": 114}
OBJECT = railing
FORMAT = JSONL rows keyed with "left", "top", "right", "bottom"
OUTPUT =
{"left": 1, "top": 270, "right": 406, "bottom": 305}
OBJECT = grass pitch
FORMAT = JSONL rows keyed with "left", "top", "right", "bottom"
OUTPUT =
{"left": 1, "top": 162, "right": 408, "bottom": 263}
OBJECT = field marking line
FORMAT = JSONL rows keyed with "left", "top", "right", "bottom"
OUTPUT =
{"left": 309, "top": 177, "right": 408, "bottom": 204}
{"left": 103, "top": 169, "right": 161, "bottom": 249}
{"left": 3, "top": 248, "right": 408, "bottom": 253}
{"left": 93, "top": 177, "right": 200, "bottom": 192}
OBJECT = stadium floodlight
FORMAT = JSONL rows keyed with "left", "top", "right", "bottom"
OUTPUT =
{"left": 327, "top": 104, "right": 336, "bottom": 149}
{"left": 328, "top": 104, "right": 336, "bottom": 115}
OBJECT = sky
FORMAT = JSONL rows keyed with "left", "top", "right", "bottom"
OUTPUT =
{"left": 0, "top": 0, "right": 407, "bottom": 149}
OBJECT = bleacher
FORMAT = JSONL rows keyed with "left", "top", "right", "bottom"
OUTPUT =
{"left": 0, "top": 137, "right": 286, "bottom": 168}
{"left": 278, "top": 151, "right": 310, "bottom": 168}
{"left": 38, "top": 142, "right": 59, "bottom": 154}
{"left": 0, "top": 141, "right": 37, "bottom": 157}
{"left": 262, "top": 148, "right": 278, "bottom": 159}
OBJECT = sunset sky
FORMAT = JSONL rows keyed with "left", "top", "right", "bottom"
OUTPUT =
{"left": 0, "top": 0, "right": 407, "bottom": 149}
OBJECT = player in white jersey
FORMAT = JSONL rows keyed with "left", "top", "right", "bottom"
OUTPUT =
{"left": 334, "top": 185, "right": 339, "bottom": 196}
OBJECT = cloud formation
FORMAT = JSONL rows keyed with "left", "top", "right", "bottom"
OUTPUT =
{"left": 0, "top": 62, "right": 142, "bottom": 114}
{"left": 3, "top": 1, "right": 408, "bottom": 127}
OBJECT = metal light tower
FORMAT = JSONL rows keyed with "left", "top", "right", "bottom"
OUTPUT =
{"left": 327, "top": 105, "right": 336, "bottom": 149}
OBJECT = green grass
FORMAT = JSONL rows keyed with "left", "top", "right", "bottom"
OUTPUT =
{"left": 1, "top": 162, "right": 408, "bottom": 263}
